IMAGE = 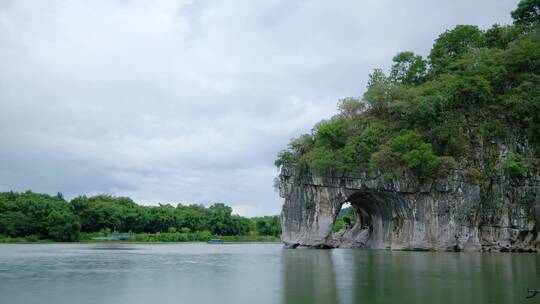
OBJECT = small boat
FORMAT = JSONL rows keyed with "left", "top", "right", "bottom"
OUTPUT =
{"left": 92, "top": 235, "right": 132, "bottom": 241}
{"left": 207, "top": 239, "right": 224, "bottom": 244}
{"left": 106, "top": 235, "right": 132, "bottom": 241}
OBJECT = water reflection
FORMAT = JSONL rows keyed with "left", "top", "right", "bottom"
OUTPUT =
{"left": 282, "top": 249, "right": 540, "bottom": 304}
{"left": 88, "top": 242, "right": 140, "bottom": 250}
{"left": 282, "top": 249, "right": 339, "bottom": 304}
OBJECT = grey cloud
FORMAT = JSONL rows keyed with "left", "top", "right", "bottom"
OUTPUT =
{"left": 0, "top": 0, "right": 517, "bottom": 216}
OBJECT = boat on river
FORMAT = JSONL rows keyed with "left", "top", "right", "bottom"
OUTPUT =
{"left": 207, "top": 239, "right": 224, "bottom": 244}
{"left": 91, "top": 235, "right": 133, "bottom": 241}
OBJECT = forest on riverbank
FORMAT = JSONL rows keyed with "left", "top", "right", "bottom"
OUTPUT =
{"left": 0, "top": 191, "right": 281, "bottom": 242}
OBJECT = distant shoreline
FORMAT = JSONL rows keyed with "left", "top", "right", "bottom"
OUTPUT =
{"left": 0, "top": 241, "right": 282, "bottom": 244}
{"left": 0, "top": 233, "right": 282, "bottom": 244}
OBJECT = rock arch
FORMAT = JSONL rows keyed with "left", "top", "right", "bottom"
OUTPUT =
{"left": 278, "top": 166, "right": 539, "bottom": 252}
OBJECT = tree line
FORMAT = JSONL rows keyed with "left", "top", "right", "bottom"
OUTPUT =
{"left": 0, "top": 191, "right": 281, "bottom": 242}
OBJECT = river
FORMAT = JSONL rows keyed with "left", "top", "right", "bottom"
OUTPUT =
{"left": 0, "top": 243, "right": 538, "bottom": 304}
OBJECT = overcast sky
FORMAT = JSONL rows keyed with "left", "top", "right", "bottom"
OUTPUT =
{"left": 0, "top": 0, "right": 517, "bottom": 216}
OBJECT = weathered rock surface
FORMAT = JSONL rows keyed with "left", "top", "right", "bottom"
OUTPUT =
{"left": 278, "top": 150, "right": 540, "bottom": 252}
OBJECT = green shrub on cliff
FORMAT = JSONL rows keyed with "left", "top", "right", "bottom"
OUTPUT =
{"left": 276, "top": 0, "right": 540, "bottom": 178}
{"left": 504, "top": 155, "right": 530, "bottom": 178}
{"left": 389, "top": 131, "right": 440, "bottom": 176}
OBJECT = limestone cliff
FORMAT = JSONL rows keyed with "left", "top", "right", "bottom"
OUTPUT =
{"left": 275, "top": 7, "right": 540, "bottom": 251}
{"left": 278, "top": 146, "right": 540, "bottom": 252}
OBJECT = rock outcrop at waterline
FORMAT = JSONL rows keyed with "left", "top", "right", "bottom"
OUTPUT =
{"left": 278, "top": 160, "right": 540, "bottom": 252}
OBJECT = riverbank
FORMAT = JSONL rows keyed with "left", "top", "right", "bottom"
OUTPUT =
{"left": 0, "top": 232, "right": 281, "bottom": 243}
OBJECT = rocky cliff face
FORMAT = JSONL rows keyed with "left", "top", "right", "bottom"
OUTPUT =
{"left": 278, "top": 147, "right": 540, "bottom": 252}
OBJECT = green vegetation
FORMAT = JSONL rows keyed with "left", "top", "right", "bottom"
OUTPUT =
{"left": 504, "top": 154, "right": 530, "bottom": 178}
{"left": 0, "top": 191, "right": 281, "bottom": 242}
{"left": 276, "top": 1, "right": 540, "bottom": 179}
{"left": 332, "top": 207, "right": 356, "bottom": 233}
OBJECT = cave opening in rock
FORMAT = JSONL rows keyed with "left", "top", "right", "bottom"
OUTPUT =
{"left": 331, "top": 191, "right": 389, "bottom": 248}
{"left": 332, "top": 202, "right": 355, "bottom": 233}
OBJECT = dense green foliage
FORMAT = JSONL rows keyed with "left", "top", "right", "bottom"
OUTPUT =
{"left": 276, "top": 1, "right": 540, "bottom": 179}
{"left": 512, "top": 0, "right": 540, "bottom": 27}
{"left": 504, "top": 154, "right": 531, "bottom": 178}
{"left": 0, "top": 191, "right": 281, "bottom": 242}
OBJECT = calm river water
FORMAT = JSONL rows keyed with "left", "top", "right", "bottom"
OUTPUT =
{"left": 0, "top": 243, "right": 538, "bottom": 304}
